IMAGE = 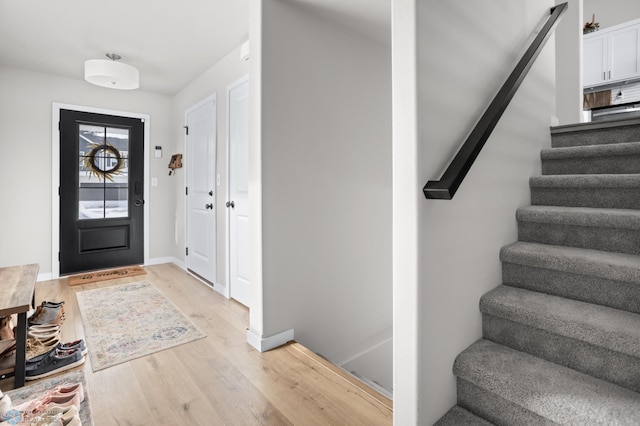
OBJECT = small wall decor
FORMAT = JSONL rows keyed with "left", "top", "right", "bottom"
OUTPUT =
{"left": 83, "top": 142, "right": 125, "bottom": 182}
{"left": 168, "top": 154, "right": 182, "bottom": 176}
{"left": 584, "top": 14, "right": 600, "bottom": 34}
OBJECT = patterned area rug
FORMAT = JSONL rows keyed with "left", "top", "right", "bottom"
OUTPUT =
{"left": 5, "top": 370, "right": 92, "bottom": 425}
{"left": 76, "top": 281, "right": 206, "bottom": 372}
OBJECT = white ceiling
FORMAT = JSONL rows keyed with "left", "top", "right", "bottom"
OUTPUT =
{"left": 0, "top": 0, "right": 389, "bottom": 95}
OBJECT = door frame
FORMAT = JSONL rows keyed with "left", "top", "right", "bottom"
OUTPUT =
{"left": 225, "top": 75, "right": 249, "bottom": 301}
{"left": 51, "top": 103, "right": 150, "bottom": 279}
{"left": 183, "top": 93, "right": 222, "bottom": 293}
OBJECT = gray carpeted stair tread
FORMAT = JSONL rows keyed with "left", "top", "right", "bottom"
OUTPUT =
{"left": 551, "top": 119, "right": 640, "bottom": 148}
{"left": 434, "top": 406, "right": 494, "bottom": 426}
{"left": 516, "top": 206, "right": 640, "bottom": 254}
{"left": 541, "top": 141, "right": 640, "bottom": 160}
{"left": 541, "top": 144, "right": 640, "bottom": 174}
{"left": 530, "top": 175, "right": 640, "bottom": 209}
{"left": 502, "top": 261, "right": 640, "bottom": 314}
{"left": 516, "top": 205, "right": 640, "bottom": 229}
{"left": 481, "top": 285, "right": 640, "bottom": 358}
{"left": 454, "top": 339, "right": 640, "bottom": 424}
{"left": 530, "top": 174, "right": 640, "bottom": 188}
{"left": 500, "top": 242, "right": 640, "bottom": 284}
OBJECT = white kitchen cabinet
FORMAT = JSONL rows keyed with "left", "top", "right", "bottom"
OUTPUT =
{"left": 584, "top": 20, "right": 640, "bottom": 88}
{"left": 584, "top": 36, "right": 608, "bottom": 86}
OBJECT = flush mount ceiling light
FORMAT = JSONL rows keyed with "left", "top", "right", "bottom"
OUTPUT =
{"left": 84, "top": 53, "right": 139, "bottom": 90}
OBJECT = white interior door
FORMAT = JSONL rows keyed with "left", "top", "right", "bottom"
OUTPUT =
{"left": 186, "top": 97, "right": 217, "bottom": 284}
{"left": 228, "top": 77, "right": 250, "bottom": 306}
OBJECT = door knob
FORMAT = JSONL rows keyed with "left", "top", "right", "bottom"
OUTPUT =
{"left": 226, "top": 201, "right": 235, "bottom": 208}
{"left": 205, "top": 203, "right": 213, "bottom": 210}
{"left": 209, "top": 191, "right": 213, "bottom": 196}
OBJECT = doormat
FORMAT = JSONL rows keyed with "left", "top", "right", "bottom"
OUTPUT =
{"left": 4, "top": 370, "right": 93, "bottom": 425}
{"left": 76, "top": 281, "right": 206, "bottom": 372}
{"left": 67, "top": 265, "right": 146, "bottom": 286}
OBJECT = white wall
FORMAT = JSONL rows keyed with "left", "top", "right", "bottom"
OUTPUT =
{"left": 171, "top": 45, "right": 250, "bottom": 291}
{"left": 392, "top": 0, "right": 557, "bottom": 422}
{"left": 0, "top": 66, "right": 173, "bottom": 276}
{"left": 556, "top": 0, "right": 584, "bottom": 124}
{"left": 583, "top": 0, "right": 640, "bottom": 29}
{"left": 253, "top": 0, "right": 392, "bottom": 374}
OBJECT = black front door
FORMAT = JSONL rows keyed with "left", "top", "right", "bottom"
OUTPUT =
{"left": 59, "top": 109, "right": 144, "bottom": 275}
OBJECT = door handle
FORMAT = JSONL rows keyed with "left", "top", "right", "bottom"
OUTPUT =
{"left": 135, "top": 199, "right": 145, "bottom": 206}
{"left": 226, "top": 201, "right": 235, "bottom": 208}
{"left": 209, "top": 191, "right": 213, "bottom": 196}
{"left": 205, "top": 203, "right": 213, "bottom": 210}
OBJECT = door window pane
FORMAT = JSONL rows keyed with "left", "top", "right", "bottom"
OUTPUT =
{"left": 78, "top": 125, "right": 130, "bottom": 220}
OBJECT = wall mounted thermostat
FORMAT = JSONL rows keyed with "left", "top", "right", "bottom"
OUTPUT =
{"left": 155, "top": 146, "right": 162, "bottom": 158}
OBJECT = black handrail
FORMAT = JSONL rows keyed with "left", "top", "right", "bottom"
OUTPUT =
{"left": 423, "top": 3, "right": 568, "bottom": 200}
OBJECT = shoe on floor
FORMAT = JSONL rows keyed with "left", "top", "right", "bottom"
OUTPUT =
{"left": 0, "top": 392, "right": 11, "bottom": 419}
{"left": 17, "top": 405, "right": 80, "bottom": 426}
{"left": 29, "top": 324, "right": 60, "bottom": 331}
{"left": 28, "top": 305, "right": 64, "bottom": 327}
{"left": 25, "top": 349, "right": 84, "bottom": 381}
{"left": 26, "top": 335, "right": 61, "bottom": 361}
{"left": 57, "top": 340, "right": 87, "bottom": 357}
{"left": 27, "top": 328, "right": 60, "bottom": 340}
{"left": 41, "top": 383, "right": 84, "bottom": 404}
{"left": 0, "top": 317, "right": 14, "bottom": 341}
{"left": 0, "top": 339, "right": 16, "bottom": 360}
{"left": 13, "top": 391, "right": 82, "bottom": 419}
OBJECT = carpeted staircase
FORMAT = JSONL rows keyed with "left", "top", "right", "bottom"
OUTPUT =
{"left": 436, "top": 119, "right": 640, "bottom": 425}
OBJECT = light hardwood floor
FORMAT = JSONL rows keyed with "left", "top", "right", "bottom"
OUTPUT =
{"left": 0, "top": 263, "right": 393, "bottom": 425}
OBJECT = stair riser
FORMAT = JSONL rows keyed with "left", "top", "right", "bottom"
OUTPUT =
{"left": 433, "top": 407, "right": 493, "bottom": 426}
{"left": 502, "top": 263, "right": 640, "bottom": 314}
{"left": 531, "top": 187, "right": 640, "bottom": 209}
{"left": 541, "top": 156, "right": 640, "bottom": 175}
{"left": 483, "top": 314, "right": 640, "bottom": 393}
{"left": 457, "top": 379, "right": 554, "bottom": 426}
{"left": 551, "top": 124, "right": 640, "bottom": 148}
{"left": 518, "top": 221, "right": 640, "bottom": 255}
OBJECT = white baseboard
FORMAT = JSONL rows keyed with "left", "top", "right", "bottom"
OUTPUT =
{"left": 347, "top": 369, "right": 394, "bottom": 400}
{"left": 246, "top": 328, "right": 294, "bottom": 352}
{"left": 330, "top": 328, "right": 393, "bottom": 394}
{"left": 146, "top": 257, "right": 184, "bottom": 268}
{"left": 37, "top": 272, "right": 53, "bottom": 282}
{"left": 330, "top": 327, "right": 393, "bottom": 366}
{"left": 212, "top": 282, "right": 227, "bottom": 297}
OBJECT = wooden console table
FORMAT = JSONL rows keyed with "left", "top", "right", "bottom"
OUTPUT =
{"left": 0, "top": 264, "right": 38, "bottom": 387}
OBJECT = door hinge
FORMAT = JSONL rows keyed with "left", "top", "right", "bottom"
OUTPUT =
{"left": 186, "top": 247, "right": 189, "bottom": 256}
{"left": 183, "top": 125, "right": 189, "bottom": 135}
{"left": 58, "top": 187, "right": 60, "bottom": 196}
{"left": 58, "top": 252, "right": 60, "bottom": 261}
{"left": 58, "top": 122, "right": 60, "bottom": 131}
{"left": 185, "top": 187, "right": 188, "bottom": 196}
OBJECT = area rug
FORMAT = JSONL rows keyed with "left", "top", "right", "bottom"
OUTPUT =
{"left": 76, "top": 281, "right": 206, "bottom": 372}
{"left": 4, "top": 370, "right": 93, "bottom": 425}
{"left": 67, "top": 265, "right": 146, "bottom": 286}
